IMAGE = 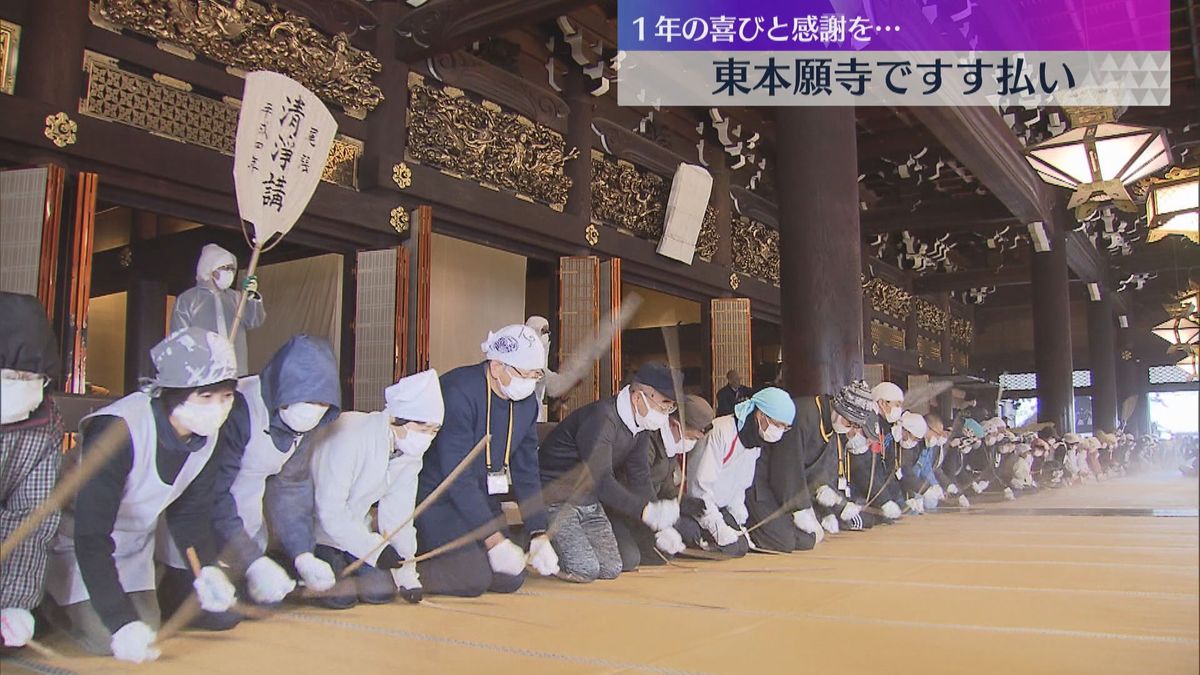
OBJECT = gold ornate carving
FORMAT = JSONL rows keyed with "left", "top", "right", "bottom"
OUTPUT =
{"left": 392, "top": 162, "right": 412, "bottom": 189}
{"left": 119, "top": 247, "right": 133, "bottom": 268}
{"left": 1121, "top": 350, "right": 1133, "bottom": 361}
{"left": 91, "top": 0, "right": 383, "bottom": 114}
{"left": 407, "top": 74, "right": 575, "bottom": 210}
{"left": 916, "top": 335, "right": 942, "bottom": 363}
{"left": 949, "top": 347, "right": 969, "bottom": 371}
{"left": 871, "top": 342, "right": 880, "bottom": 356}
{"left": 733, "top": 216, "right": 780, "bottom": 286}
{"left": 863, "top": 278, "right": 913, "bottom": 320}
{"left": 44, "top": 112, "right": 78, "bottom": 148}
{"left": 915, "top": 298, "right": 948, "bottom": 334}
{"left": 390, "top": 206, "right": 410, "bottom": 234}
{"left": 591, "top": 153, "right": 667, "bottom": 239}
{"left": 0, "top": 20, "right": 19, "bottom": 95}
{"left": 949, "top": 315, "right": 974, "bottom": 344}
{"left": 729, "top": 273, "right": 740, "bottom": 290}
{"left": 584, "top": 223, "right": 600, "bottom": 246}
{"left": 870, "top": 319, "right": 906, "bottom": 352}
{"left": 79, "top": 53, "right": 360, "bottom": 188}
{"left": 696, "top": 205, "right": 719, "bottom": 262}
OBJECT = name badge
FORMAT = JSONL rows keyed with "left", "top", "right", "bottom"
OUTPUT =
{"left": 895, "top": 467, "right": 904, "bottom": 480}
{"left": 487, "top": 470, "right": 511, "bottom": 495}
{"left": 837, "top": 477, "right": 849, "bottom": 495}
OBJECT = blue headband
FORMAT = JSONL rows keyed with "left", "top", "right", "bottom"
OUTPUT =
{"left": 733, "top": 387, "right": 796, "bottom": 430}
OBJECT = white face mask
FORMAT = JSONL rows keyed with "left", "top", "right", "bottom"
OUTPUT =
{"left": 900, "top": 438, "right": 919, "bottom": 449}
{"left": 760, "top": 422, "right": 784, "bottom": 443}
{"left": 279, "top": 402, "right": 329, "bottom": 434}
{"left": 213, "top": 269, "right": 234, "bottom": 290}
{"left": 635, "top": 392, "right": 669, "bottom": 431}
{"left": 846, "top": 433, "right": 869, "bottom": 454}
{"left": 682, "top": 437, "right": 698, "bottom": 454}
{"left": 173, "top": 398, "right": 234, "bottom": 438}
{"left": 1, "top": 377, "right": 45, "bottom": 424}
{"left": 831, "top": 416, "right": 851, "bottom": 434}
{"left": 394, "top": 427, "right": 435, "bottom": 457}
{"left": 499, "top": 375, "right": 537, "bottom": 401}
{"left": 882, "top": 405, "right": 902, "bottom": 423}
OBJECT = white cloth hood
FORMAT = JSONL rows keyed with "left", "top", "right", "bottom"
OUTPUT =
{"left": 384, "top": 369, "right": 444, "bottom": 424}
{"left": 899, "top": 411, "right": 928, "bottom": 439}
{"left": 871, "top": 382, "right": 903, "bottom": 402}
{"left": 196, "top": 244, "right": 236, "bottom": 284}
{"left": 481, "top": 324, "right": 546, "bottom": 371}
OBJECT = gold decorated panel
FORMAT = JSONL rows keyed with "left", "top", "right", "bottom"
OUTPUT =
{"left": 916, "top": 335, "right": 943, "bottom": 363}
{"left": 406, "top": 73, "right": 574, "bottom": 211}
{"left": 90, "top": 0, "right": 382, "bottom": 115}
{"left": 870, "top": 319, "right": 906, "bottom": 352}
{"left": 0, "top": 20, "right": 18, "bottom": 95}
{"left": 863, "top": 277, "right": 913, "bottom": 321}
{"left": 590, "top": 152, "right": 667, "bottom": 239}
{"left": 949, "top": 315, "right": 974, "bottom": 344}
{"left": 915, "top": 298, "right": 948, "bottom": 334}
{"left": 949, "top": 346, "right": 970, "bottom": 371}
{"left": 733, "top": 216, "right": 779, "bottom": 286}
{"left": 79, "top": 53, "right": 360, "bottom": 188}
{"left": 696, "top": 205, "right": 718, "bottom": 262}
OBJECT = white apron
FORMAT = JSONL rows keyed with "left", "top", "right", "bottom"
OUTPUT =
{"left": 46, "top": 393, "right": 218, "bottom": 605}
{"left": 228, "top": 376, "right": 300, "bottom": 550}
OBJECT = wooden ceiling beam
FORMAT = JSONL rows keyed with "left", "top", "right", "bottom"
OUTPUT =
{"left": 394, "top": 0, "right": 595, "bottom": 61}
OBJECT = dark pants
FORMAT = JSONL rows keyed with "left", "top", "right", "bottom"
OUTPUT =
{"left": 157, "top": 565, "right": 243, "bottom": 631}
{"left": 746, "top": 499, "right": 817, "bottom": 553}
{"left": 675, "top": 507, "right": 749, "bottom": 558}
{"left": 415, "top": 503, "right": 525, "bottom": 598}
{"left": 313, "top": 545, "right": 396, "bottom": 609}
{"left": 609, "top": 513, "right": 665, "bottom": 570}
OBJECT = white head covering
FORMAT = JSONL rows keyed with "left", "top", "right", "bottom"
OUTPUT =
{"left": 146, "top": 327, "right": 237, "bottom": 391}
{"left": 481, "top": 324, "right": 545, "bottom": 371}
{"left": 196, "top": 244, "right": 236, "bottom": 284}
{"left": 899, "top": 411, "right": 928, "bottom": 439}
{"left": 384, "top": 369, "right": 444, "bottom": 424}
{"left": 526, "top": 315, "right": 551, "bottom": 353}
{"left": 871, "top": 381, "right": 903, "bottom": 403}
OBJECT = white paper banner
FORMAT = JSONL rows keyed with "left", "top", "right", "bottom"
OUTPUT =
{"left": 234, "top": 71, "right": 338, "bottom": 245}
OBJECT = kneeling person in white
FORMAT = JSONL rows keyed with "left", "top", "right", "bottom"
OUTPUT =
{"left": 42, "top": 329, "right": 240, "bottom": 662}
{"left": 310, "top": 370, "right": 445, "bottom": 607}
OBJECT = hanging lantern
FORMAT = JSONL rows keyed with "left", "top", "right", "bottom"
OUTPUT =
{"left": 1151, "top": 291, "right": 1200, "bottom": 347}
{"left": 1023, "top": 107, "right": 1172, "bottom": 220}
{"left": 1144, "top": 167, "right": 1199, "bottom": 244}
{"left": 1175, "top": 345, "right": 1198, "bottom": 380}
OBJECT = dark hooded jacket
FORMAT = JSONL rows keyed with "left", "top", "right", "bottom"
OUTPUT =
{"left": 748, "top": 395, "right": 821, "bottom": 519}
{"left": 211, "top": 335, "right": 342, "bottom": 570}
{"left": 0, "top": 292, "right": 61, "bottom": 381}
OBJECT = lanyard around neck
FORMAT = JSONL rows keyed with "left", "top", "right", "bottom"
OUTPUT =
{"left": 485, "top": 375, "right": 514, "bottom": 472}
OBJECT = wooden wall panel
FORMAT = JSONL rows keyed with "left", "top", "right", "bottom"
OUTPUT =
{"left": 710, "top": 298, "right": 752, "bottom": 406}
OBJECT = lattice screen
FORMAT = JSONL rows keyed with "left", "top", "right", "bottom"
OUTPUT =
{"left": 354, "top": 249, "right": 399, "bottom": 412}
{"left": 1149, "top": 365, "right": 1192, "bottom": 384}
{"left": 0, "top": 167, "right": 49, "bottom": 295}
{"left": 559, "top": 256, "right": 600, "bottom": 413}
{"left": 710, "top": 298, "right": 752, "bottom": 404}
{"left": 999, "top": 372, "right": 1038, "bottom": 390}
{"left": 1072, "top": 369, "right": 1093, "bottom": 387}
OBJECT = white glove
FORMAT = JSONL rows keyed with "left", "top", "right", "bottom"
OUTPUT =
{"left": 839, "top": 501, "right": 862, "bottom": 522}
{"left": 486, "top": 538, "right": 526, "bottom": 576}
{"left": 654, "top": 527, "right": 686, "bottom": 555}
{"left": 881, "top": 501, "right": 902, "bottom": 520}
{"left": 193, "top": 565, "right": 237, "bottom": 613}
{"left": 792, "top": 508, "right": 822, "bottom": 535}
{"left": 815, "top": 485, "right": 840, "bottom": 507}
{"left": 294, "top": 552, "right": 336, "bottom": 592}
{"left": 972, "top": 480, "right": 989, "bottom": 494}
{"left": 390, "top": 562, "right": 421, "bottom": 591}
{"left": 906, "top": 497, "right": 925, "bottom": 514}
{"left": 923, "top": 492, "right": 941, "bottom": 511}
{"left": 957, "top": 495, "right": 971, "bottom": 508}
{"left": 245, "top": 556, "right": 296, "bottom": 604}
{"left": 1003, "top": 487, "right": 1016, "bottom": 500}
{"left": 641, "top": 500, "right": 680, "bottom": 531}
{"left": 1, "top": 607, "right": 34, "bottom": 647}
{"left": 728, "top": 501, "right": 749, "bottom": 527}
{"left": 946, "top": 483, "right": 960, "bottom": 495}
{"left": 924, "top": 485, "right": 945, "bottom": 502}
{"left": 820, "top": 514, "right": 840, "bottom": 534}
{"left": 714, "top": 523, "right": 740, "bottom": 547}
{"left": 526, "top": 535, "right": 560, "bottom": 576}
{"left": 110, "top": 621, "right": 160, "bottom": 664}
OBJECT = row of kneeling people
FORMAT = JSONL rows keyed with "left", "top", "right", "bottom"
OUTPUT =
{"left": 0, "top": 292, "right": 1148, "bottom": 662}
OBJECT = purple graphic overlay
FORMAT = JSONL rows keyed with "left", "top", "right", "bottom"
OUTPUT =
{"left": 618, "top": 0, "right": 1171, "bottom": 52}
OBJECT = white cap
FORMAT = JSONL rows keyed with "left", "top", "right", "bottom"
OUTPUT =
{"left": 871, "top": 381, "right": 903, "bottom": 402}
{"left": 481, "top": 324, "right": 545, "bottom": 371}
{"left": 899, "top": 411, "right": 928, "bottom": 439}
{"left": 196, "top": 243, "right": 236, "bottom": 283}
{"left": 384, "top": 369, "right": 444, "bottom": 424}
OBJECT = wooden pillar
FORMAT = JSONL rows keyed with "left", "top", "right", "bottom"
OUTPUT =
{"left": 16, "top": 0, "right": 88, "bottom": 110}
{"left": 1030, "top": 225, "right": 1074, "bottom": 433}
{"left": 362, "top": 2, "right": 408, "bottom": 189}
{"left": 563, "top": 65, "right": 592, "bottom": 228}
{"left": 124, "top": 278, "right": 166, "bottom": 393}
{"left": 1086, "top": 293, "right": 1118, "bottom": 432}
{"left": 774, "top": 107, "right": 863, "bottom": 396}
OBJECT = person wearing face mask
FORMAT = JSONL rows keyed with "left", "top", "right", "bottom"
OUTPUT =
{"left": 0, "top": 294, "right": 64, "bottom": 651}
{"left": 842, "top": 403, "right": 905, "bottom": 526}
{"left": 524, "top": 316, "right": 565, "bottom": 423}
{"left": 895, "top": 411, "right": 932, "bottom": 514}
{"left": 916, "top": 414, "right": 950, "bottom": 511}
{"left": 941, "top": 417, "right": 985, "bottom": 507}
{"left": 610, "top": 394, "right": 714, "bottom": 570}
{"left": 165, "top": 335, "right": 341, "bottom": 622}
{"left": 677, "top": 387, "right": 795, "bottom": 557}
{"left": 799, "top": 382, "right": 881, "bottom": 533}
{"left": 538, "top": 363, "right": 685, "bottom": 581}
{"left": 870, "top": 382, "right": 912, "bottom": 502}
{"left": 308, "top": 370, "right": 445, "bottom": 607}
{"left": 42, "top": 329, "right": 240, "bottom": 662}
{"left": 415, "top": 324, "right": 553, "bottom": 597}
{"left": 171, "top": 243, "right": 266, "bottom": 376}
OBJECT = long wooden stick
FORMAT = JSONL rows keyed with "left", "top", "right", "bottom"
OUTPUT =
{"left": 342, "top": 435, "right": 489, "bottom": 576}
{"left": 228, "top": 245, "right": 263, "bottom": 343}
{"left": 0, "top": 422, "right": 127, "bottom": 562}
{"left": 23, "top": 638, "right": 64, "bottom": 659}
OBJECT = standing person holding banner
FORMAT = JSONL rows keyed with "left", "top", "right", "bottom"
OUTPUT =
{"left": 171, "top": 244, "right": 266, "bottom": 376}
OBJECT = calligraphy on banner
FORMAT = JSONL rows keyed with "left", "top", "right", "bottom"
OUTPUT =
{"left": 234, "top": 71, "right": 338, "bottom": 244}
